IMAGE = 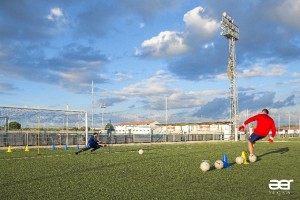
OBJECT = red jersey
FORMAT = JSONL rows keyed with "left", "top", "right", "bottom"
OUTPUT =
{"left": 244, "top": 114, "right": 276, "bottom": 137}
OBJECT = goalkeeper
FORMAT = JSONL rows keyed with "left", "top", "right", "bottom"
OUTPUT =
{"left": 239, "top": 108, "right": 276, "bottom": 156}
{"left": 75, "top": 132, "right": 102, "bottom": 155}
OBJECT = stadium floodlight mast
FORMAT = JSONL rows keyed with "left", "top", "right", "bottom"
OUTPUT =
{"left": 221, "top": 12, "right": 239, "bottom": 141}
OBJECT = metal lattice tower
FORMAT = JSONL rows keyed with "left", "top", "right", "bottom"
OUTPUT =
{"left": 221, "top": 12, "right": 239, "bottom": 140}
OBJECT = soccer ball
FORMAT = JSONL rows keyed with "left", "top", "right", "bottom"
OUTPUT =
{"left": 200, "top": 161, "right": 210, "bottom": 172}
{"left": 235, "top": 156, "right": 244, "bottom": 165}
{"left": 138, "top": 149, "right": 144, "bottom": 155}
{"left": 214, "top": 160, "right": 224, "bottom": 169}
{"left": 249, "top": 154, "right": 257, "bottom": 162}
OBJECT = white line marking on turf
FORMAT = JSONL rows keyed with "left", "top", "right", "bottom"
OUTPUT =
{"left": 0, "top": 153, "right": 74, "bottom": 161}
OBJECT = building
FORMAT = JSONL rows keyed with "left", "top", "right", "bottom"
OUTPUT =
{"left": 115, "top": 121, "right": 230, "bottom": 135}
{"left": 115, "top": 121, "right": 159, "bottom": 134}
{"left": 158, "top": 122, "right": 230, "bottom": 134}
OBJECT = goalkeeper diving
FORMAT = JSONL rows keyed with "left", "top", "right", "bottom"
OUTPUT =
{"left": 75, "top": 132, "right": 102, "bottom": 155}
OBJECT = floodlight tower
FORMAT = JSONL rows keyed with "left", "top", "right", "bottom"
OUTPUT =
{"left": 221, "top": 12, "right": 239, "bottom": 140}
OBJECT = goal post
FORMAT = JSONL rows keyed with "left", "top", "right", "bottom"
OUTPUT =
{"left": 0, "top": 106, "right": 88, "bottom": 147}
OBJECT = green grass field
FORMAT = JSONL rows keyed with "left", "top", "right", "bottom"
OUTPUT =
{"left": 0, "top": 138, "right": 299, "bottom": 200}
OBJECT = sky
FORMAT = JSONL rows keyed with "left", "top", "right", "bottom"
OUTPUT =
{"left": 0, "top": 0, "right": 300, "bottom": 126}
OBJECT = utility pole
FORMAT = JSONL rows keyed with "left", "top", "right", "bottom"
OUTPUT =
{"left": 101, "top": 103, "right": 106, "bottom": 129}
{"left": 165, "top": 96, "right": 168, "bottom": 133}
{"left": 91, "top": 80, "right": 94, "bottom": 130}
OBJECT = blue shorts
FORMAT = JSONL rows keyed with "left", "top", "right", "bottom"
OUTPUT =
{"left": 89, "top": 144, "right": 100, "bottom": 149}
{"left": 248, "top": 133, "right": 265, "bottom": 144}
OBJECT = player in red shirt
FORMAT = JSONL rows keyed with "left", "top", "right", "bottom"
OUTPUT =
{"left": 239, "top": 108, "right": 276, "bottom": 156}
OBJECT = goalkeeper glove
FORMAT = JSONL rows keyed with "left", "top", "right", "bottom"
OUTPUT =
{"left": 268, "top": 137, "right": 274, "bottom": 144}
{"left": 238, "top": 124, "right": 245, "bottom": 131}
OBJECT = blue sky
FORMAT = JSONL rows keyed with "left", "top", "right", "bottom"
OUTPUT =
{"left": 0, "top": 0, "right": 299, "bottom": 125}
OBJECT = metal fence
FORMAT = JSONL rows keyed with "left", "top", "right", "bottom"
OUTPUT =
{"left": 0, "top": 132, "right": 226, "bottom": 147}
{"left": 1, "top": 131, "right": 299, "bottom": 147}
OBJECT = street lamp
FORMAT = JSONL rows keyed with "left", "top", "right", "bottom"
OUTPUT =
{"left": 101, "top": 103, "right": 106, "bottom": 129}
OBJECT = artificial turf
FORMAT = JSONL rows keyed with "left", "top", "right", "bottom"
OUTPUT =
{"left": 0, "top": 138, "right": 299, "bottom": 200}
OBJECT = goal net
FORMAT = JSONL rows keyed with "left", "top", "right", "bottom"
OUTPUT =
{"left": 0, "top": 106, "right": 88, "bottom": 147}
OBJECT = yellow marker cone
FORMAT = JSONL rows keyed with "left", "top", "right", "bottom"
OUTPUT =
{"left": 25, "top": 145, "right": 29, "bottom": 152}
{"left": 241, "top": 151, "right": 249, "bottom": 164}
{"left": 7, "top": 146, "right": 12, "bottom": 153}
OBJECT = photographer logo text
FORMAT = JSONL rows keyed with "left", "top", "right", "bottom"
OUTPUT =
{"left": 269, "top": 179, "right": 293, "bottom": 190}
{"left": 269, "top": 179, "right": 293, "bottom": 195}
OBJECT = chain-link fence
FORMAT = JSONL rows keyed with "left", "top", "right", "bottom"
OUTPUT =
{"left": 0, "top": 131, "right": 227, "bottom": 147}
{"left": 1, "top": 131, "right": 299, "bottom": 147}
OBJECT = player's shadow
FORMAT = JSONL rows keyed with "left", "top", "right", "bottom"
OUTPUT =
{"left": 258, "top": 147, "right": 289, "bottom": 157}
{"left": 256, "top": 147, "right": 289, "bottom": 162}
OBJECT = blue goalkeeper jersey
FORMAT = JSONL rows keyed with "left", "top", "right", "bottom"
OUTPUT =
{"left": 88, "top": 135, "right": 98, "bottom": 147}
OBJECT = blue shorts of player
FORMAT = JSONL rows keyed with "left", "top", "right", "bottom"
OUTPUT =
{"left": 248, "top": 133, "right": 265, "bottom": 144}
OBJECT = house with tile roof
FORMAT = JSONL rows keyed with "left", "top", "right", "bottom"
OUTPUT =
{"left": 115, "top": 121, "right": 159, "bottom": 134}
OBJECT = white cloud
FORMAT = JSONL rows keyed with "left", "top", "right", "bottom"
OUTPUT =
{"left": 241, "top": 66, "right": 263, "bottom": 78}
{"left": 136, "top": 6, "right": 219, "bottom": 58}
{"left": 114, "top": 72, "right": 132, "bottom": 81}
{"left": 239, "top": 64, "right": 286, "bottom": 78}
{"left": 109, "top": 69, "right": 226, "bottom": 110}
{"left": 58, "top": 72, "right": 84, "bottom": 82}
{"left": 155, "top": 69, "right": 167, "bottom": 75}
{"left": 135, "top": 31, "right": 189, "bottom": 58}
{"left": 290, "top": 79, "right": 300, "bottom": 83}
{"left": 187, "top": 90, "right": 225, "bottom": 97}
{"left": 149, "top": 89, "right": 226, "bottom": 110}
{"left": 117, "top": 81, "right": 166, "bottom": 96}
{"left": 292, "top": 72, "right": 300, "bottom": 77}
{"left": 215, "top": 63, "right": 287, "bottom": 80}
{"left": 51, "top": 8, "right": 63, "bottom": 17}
{"left": 125, "top": 87, "right": 222, "bottom": 110}
{"left": 239, "top": 85, "right": 256, "bottom": 91}
{"left": 275, "top": 0, "right": 300, "bottom": 30}
{"left": 183, "top": 6, "right": 219, "bottom": 38}
{"left": 165, "top": 90, "right": 205, "bottom": 109}
{"left": 203, "top": 42, "right": 215, "bottom": 49}
{"left": 215, "top": 73, "right": 228, "bottom": 80}
{"left": 47, "top": 8, "right": 64, "bottom": 21}
{"left": 268, "top": 64, "right": 287, "bottom": 76}
{"left": 115, "top": 70, "right": 172, "bottom": 96}
{"left": 47, "top": 7, "right": 68, "bottom": 28}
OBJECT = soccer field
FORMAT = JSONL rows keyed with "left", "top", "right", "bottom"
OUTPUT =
{"left": 0, "top": 139, "right": 299, "bottom": 200}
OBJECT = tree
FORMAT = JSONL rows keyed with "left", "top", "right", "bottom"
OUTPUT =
{"left": 105, "top": 123, "right": 115, "bottom": 131}
{"left": 9, "top": 121, "right": 21, "bottom": 130}
{"left": 79, "top": 126, "right": 90, "bottom": 131}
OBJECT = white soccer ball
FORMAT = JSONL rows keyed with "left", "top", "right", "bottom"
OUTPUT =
{"left": 249, "top": 154, "right": 257, "bottom": 162}
{"left": 200, "top": 161, "right": 210, "bottom": 172}
{"left": 214, "top": 160, "right": 224, "bottom": 169}
{"left": 138, "top": 149, "right": 144, "bottom": 155}
{"left": 235, "top": 156, "right": 244, "bottom": 165}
